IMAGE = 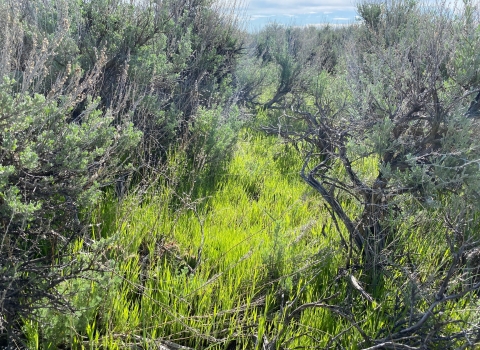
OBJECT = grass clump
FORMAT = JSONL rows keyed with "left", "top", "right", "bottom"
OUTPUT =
{"left": 28, "top": 133, "right": 345, "bottom": 348}
{"left": 25, "top": 131, "right": 478, "bottom": 349}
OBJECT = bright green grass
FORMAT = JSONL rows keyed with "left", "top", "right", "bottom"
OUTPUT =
{"left": 26, "top": 133, "right": 347, "bottom": 349}
{"left": 25, "top": 131, "right": 477, "bottom": 349}
{"left": 102, "top": 133, "right": 346, "bottom": 349}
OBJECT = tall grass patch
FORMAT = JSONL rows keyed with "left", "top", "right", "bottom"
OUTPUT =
{"left": 27, "top": 133, "right": 345, "bottom": 348}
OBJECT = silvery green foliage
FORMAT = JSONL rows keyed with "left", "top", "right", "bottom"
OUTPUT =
{"left": 0, "top": 77, "right": 140, "bottom": 230}
{"left": 0, "top": 74, "right": 141, "bottom": 336}
{"left": 257, "top": 1, "right": 480, "bottom": 347}
{"left": 348, "top": 1, "right": 480, "bottom": 210}
{"left": 343, "top": 1, "right": 480, "bottom": 346}
{"left": 61, "top": 0, "right": 242, "bottom": 166}
{"left": 236, "top": 24, "right": 350, "bottom": 111}
{"left": 0, "top": 0, "right": 242, "bottom": 339}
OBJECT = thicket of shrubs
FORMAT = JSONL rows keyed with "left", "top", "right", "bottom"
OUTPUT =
{"left": 0, "top": 0, "right": 243, "bottom": 343}
{"left": 1, "top": 0, "right": 480, "bottom": 348}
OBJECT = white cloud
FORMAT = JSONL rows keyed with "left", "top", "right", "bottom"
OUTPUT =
{"left": 242, "top": 0, "right": 358, "bottom": 30}
{"left": 250, "top": 14, "right": 274, "bottom": 18}
{"left": 245, "top": 0, "right": 355, "bottom": 16}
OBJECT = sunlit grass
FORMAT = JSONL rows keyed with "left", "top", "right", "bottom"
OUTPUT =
{"left": 32, "top": 132, "right": 340, "bottom": 348}
{"left": 25, "top": 131, "right": 478, "bottom": 349}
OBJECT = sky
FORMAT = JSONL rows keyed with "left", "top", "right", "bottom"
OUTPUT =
{"left": 243, "top": 0, "right": 358, "bottom": 31}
